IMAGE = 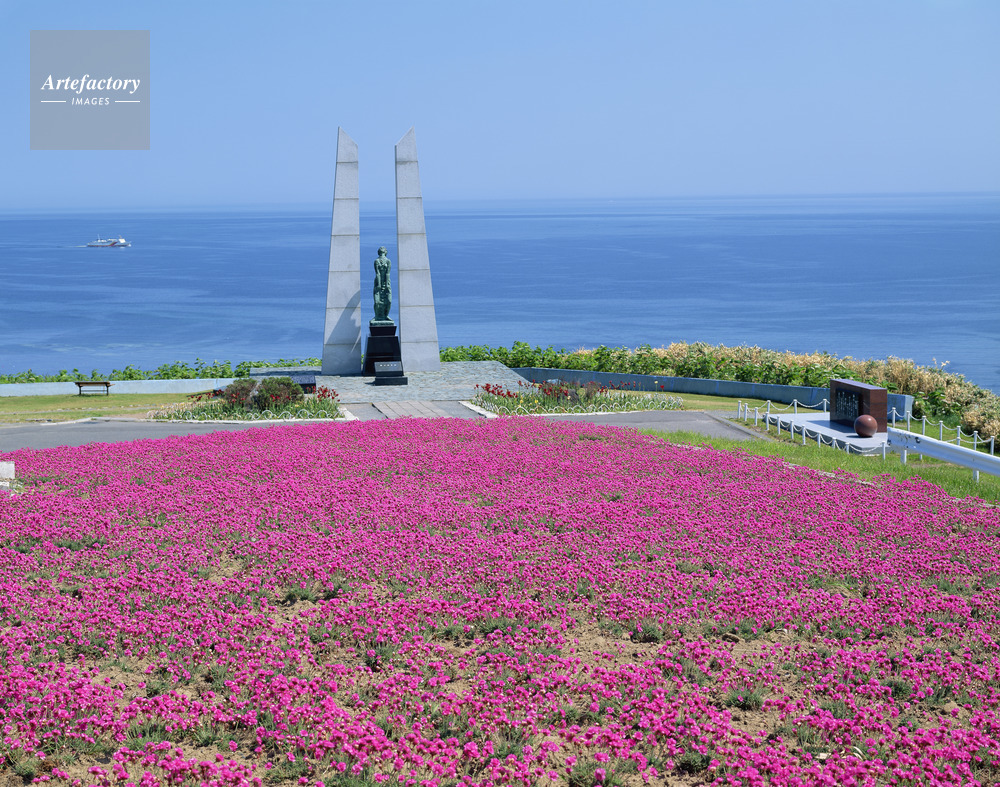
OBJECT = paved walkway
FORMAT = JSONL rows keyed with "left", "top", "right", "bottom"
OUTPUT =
{"left": 370, "top": 400, "right": 481, "bottom": 419}
{"left": 0, "top": 363, "right": 760, "bottom": 452}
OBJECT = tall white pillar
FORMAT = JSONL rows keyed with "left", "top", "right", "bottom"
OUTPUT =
{"left": 395, "top": 127, "right": 441, "bottom": 371}
{"left": 321, "top": 128, "right": 362, "bottom": 375}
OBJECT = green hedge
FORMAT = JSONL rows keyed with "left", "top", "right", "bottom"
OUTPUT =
{"left": 0, "top": 358, "right": 321, "bottom": 384}
{"left": 441, "top": 341, "right": 1000, "bottom": 439}
{"left": 441, "top": 342, "right": 850, "bottom": 385}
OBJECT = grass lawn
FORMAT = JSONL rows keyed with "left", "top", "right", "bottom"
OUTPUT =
{"left": 668, "top": 392, "right": 772, "bottom": 412}
{"left": 578, "top": 389, "right": 771, "bottom": 412}
{"left": 0, "top": 392, "right": 204, "bottom": 424}
{"left": 645, "top": 427, "right": 1000, "bottom": 504}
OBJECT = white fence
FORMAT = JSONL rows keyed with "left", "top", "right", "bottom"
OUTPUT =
{"left": 738, "top": 399, "right": 996, "bottom": 456}
{"left": 886, "top": 409, "right": 997, "bottom": 454}
{"left": 737, "top": 399, "right": 998, "bottom": 482}
{"left": 757, "top": 410, "right": 887, "bottom": 454}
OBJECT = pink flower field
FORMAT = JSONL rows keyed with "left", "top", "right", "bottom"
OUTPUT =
{"left": 2, "top": 418, "right": 1000, "bottom": 787}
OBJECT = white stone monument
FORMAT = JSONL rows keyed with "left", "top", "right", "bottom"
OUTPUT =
{"left": 321, "top": 127, "right": 441, "bottom": 374}
{"left": 321, "top": 129, "right": 362, "bottom": 375}
{"left": 395, "top": 128, "right": 441, "bottom": 372}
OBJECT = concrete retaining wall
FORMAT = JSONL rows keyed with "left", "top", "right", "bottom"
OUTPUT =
{"left": 513, "top": 367, "right": 914, "bottom": 416}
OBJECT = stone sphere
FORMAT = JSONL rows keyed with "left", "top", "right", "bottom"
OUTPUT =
{"left": 854, "top": 414, "right": 878, "bottom": 438}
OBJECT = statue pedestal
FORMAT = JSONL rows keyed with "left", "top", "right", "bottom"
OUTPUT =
{"left": 364, "top": 323, "right": 407, "bottom": 385}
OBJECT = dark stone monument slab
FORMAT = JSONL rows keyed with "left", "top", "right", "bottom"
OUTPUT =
{"left": 830, "top": 378, "right": 887, "bottom": 433}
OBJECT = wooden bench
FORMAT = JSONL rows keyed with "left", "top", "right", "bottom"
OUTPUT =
{"left": 830, "top": 378, "right": 887, "bottom": 433}
{"left": 75, "top": 381, "right": 112, "bottom": 396}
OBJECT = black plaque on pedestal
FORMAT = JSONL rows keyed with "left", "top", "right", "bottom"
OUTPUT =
{"left": 373, "top": 360, "right": 408, "bottom": 386}
{"left": 364, "top": 323, "right": 407, "bottom": 385}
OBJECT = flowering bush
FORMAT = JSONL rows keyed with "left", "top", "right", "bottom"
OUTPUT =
{"left": 315, "top": 385, "right": 338, "bottom": 402}
{"left": 157, "top": 378, "right": 338, "bottom": 421}
{"left": 473, "top": 380, "right": 682, "bottom": 415}
{"left": 478, "top": 382, "right": 519, "bottom": 400}
{"left": 1, "top": 418, "right": 1000, "bottom": 786}
{"left": 221, "top": 378, "right": 257, "bottom": 408}
{"left": 250, "top": 377, "right": 304, "bottom": 411}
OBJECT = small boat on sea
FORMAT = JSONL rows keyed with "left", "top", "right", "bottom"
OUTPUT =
{"left": 87, "top": 235, "right": 131, "bottom": 247}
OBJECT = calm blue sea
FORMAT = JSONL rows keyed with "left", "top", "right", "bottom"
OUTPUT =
{"left": 1, "top": 194, "right": 998, "bottom": 393}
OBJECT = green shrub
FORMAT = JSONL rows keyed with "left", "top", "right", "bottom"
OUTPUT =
{"left": 221, "top": 378, "right": 257, "bottom": 408}
{"left": 675, "top": 751, "right": 712, "bottom": 774}
{"left": 0, "top": 358, "right": 320, "bottom": 383}
{"left": 154, "top": 376, "right": 337, "bottom": 421}
{"left": 251, "top": 377, "right": 304, "bottom": 411}
{"left": 724, "top": 685, "right": 766, "bottom": 711}
{"left": 962, "top": 399, "right": 1000, "bottom": 443}
{"left": 13, "top": 757, "right": 40, "bottom": 781}
{"left": 632, "top": 617, "right": 664, "bottom": 643}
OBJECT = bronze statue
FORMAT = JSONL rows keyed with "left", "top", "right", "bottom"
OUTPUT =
{"left": 372, "top": 246, "right": 392, "bottom": 324}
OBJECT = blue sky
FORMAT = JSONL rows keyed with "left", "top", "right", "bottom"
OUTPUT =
{"left": 3, "top": 0, "right": 999, "bottom": 210}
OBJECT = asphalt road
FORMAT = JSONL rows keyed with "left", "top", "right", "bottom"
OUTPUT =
{"left": 0, "top": 409, "right": 757, "bottom": 453}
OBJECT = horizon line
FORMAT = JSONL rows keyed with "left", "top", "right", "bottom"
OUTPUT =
{"left": 2, "top": 189, "right": 999, "bottom": 215}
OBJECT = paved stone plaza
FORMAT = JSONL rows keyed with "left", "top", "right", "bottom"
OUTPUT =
{"left": 316, "top": 361, "right": 527, "bottom": 403}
